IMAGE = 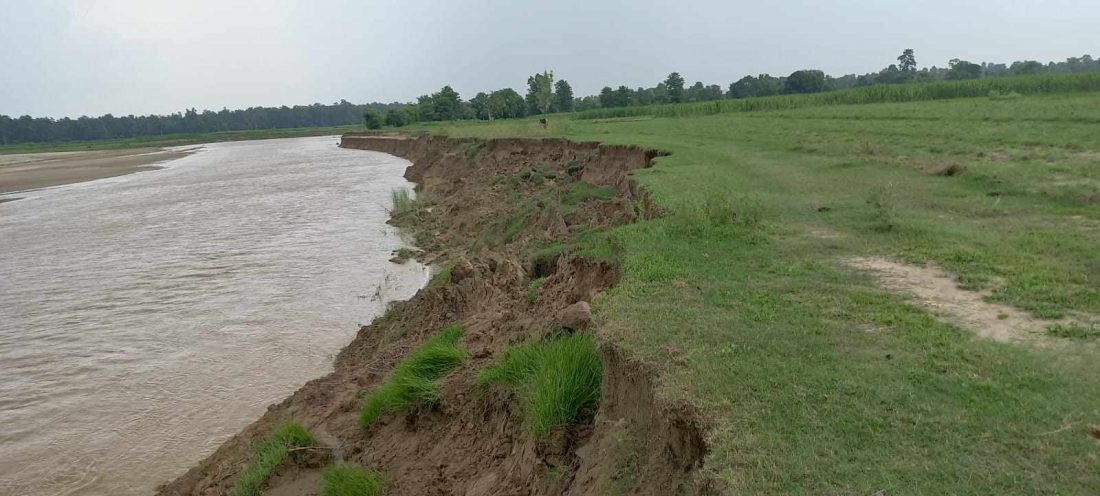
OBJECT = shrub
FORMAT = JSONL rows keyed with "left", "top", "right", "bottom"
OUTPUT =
{"left": 230, "top": 421, "right": 314, "bottom": 496}
{"left": 362, "top": 108, "right": 383, "bottom": 130}
{"left": 384, "top": 109, "right": 407, "bottom": 127}
{"left": 318, "top": 464, "right": 384, "bottom": 496}
{"left": 359, "top": 324, "right": 466, "bottom": 427}
{"left": 478, "top": 333, "right": 602, "bottom": 437}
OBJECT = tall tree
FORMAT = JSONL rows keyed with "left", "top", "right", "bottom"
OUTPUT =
{"left": 898, "top": 49, "right": 917, "bottom": 73}
{"left": 430, "top": 86, "right": 467, "bottom": 121}
{"left": 525, "top": 70, "right": 555, "bottom": 115}
{"left": 553, "top": 80, "right": 574, "bottom": 113}
{"left": 469, "top": 92, "right": 491, "bottom": 120}
{"left": 598, "top": 86, "right": 616, "bottom": 108}
{"left": 664, "top": 72, "right": 685, "bottom": 103}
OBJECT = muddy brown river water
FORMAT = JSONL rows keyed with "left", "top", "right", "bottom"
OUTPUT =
{"left": 0, "top": 136, "right": 428, "bottom": 495}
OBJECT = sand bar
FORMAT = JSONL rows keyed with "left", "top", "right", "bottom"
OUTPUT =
{"left": 0, "top": 148, "right": 194, "bottom": 194}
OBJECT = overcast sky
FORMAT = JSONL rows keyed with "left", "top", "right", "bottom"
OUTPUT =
{"left": 1, "top": 0, "right": 1097, "bottom": 118}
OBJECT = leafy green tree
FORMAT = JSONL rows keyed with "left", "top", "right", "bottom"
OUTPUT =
{"left": 898, "top": 49, "right": 917, "bottom": 73}
{"left": 685, "top": 81, "right": 705, "bottom": 102}
{"left": 469, "top": 92, "right": 491, "bottom": 120}
{"left": 598, "top": 86, "right": 615, "bottom": 108}
{"left": 488, "top": 88, "right": 526, "bottom": 119}
{"left": 384, "top": 109, "right": 407, "bottom": 127}
{"left": 430, "top": 86, "right": 467, "bottom": 121}
{"left": 728, "top": 74, "right": 783, "bottom": 99}
{"left": 1010, "top": 60, "right": 1044, "bottom": 75}
{"left": 653, "top": 82, "right": 669, "bottom": 104}
{"left": 700, "top": 84, "right": 724, "bottom": 101}
{"left": 664, "top": 72, "right": 685, "bottom": 103}
{"left": 525, "top": 70, "right": 555, "bottom": 115}
{"left": 573, "top": 95, "right": 600, "bottom": 111}
{"left": 783, "top": 70, "right": 827, "bottom": 94}
{"left": 614, "top": 86, "right": 634, "bottom": 106}
{"left": 362, "top": 108, "right": 383, "bottom": 129}
{"left": 415, "top": 94, "right": 436, "bottom": 121}
{"left": 553, "top": 80, "right": 574, "bottom": 112}
{"left": 946, "top": 59, "right": 982, "bottom": 80}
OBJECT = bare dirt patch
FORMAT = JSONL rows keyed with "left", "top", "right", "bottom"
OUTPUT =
{"left": 850, "top": 257, "right": 1058, "bottom": 344}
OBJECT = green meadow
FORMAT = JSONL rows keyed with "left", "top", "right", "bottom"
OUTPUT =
{"left": 421, "top": 90, "right": 1100, "bottom": 494}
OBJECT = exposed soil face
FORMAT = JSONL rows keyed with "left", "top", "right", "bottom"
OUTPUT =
{"left": 157, "top": 134, "right": 706, "bottom": 495}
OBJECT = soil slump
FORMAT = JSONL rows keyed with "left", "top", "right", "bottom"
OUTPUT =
{"left": 158, "top": 134, "right": 708, "bottom": 495}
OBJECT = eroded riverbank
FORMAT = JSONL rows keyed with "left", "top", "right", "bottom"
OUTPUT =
{"left": 158, "top": 134, "right": 710, "bottom": 495}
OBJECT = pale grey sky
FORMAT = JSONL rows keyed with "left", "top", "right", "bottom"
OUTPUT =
{"left": 1, "top": 0, "right": 1097, "bottom": 118}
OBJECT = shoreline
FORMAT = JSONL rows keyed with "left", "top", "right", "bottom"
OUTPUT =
{"left": 157, "top": 134, "right": 706, "bottom": 495}
{"left": 0, "top": 147, "right": 196, "bottom": 196}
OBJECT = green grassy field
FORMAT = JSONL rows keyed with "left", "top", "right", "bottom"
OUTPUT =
{"left": 419, "top": 92, "right": 1100, "bottom": 493}
{"left": 0, "top": 125, "right": 360, "bottom": 154}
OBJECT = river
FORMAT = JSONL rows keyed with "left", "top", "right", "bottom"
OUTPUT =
{"left": 0, "top": 136, "right": 428, "bottom": 495}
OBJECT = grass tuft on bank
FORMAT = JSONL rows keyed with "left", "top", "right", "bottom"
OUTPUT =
{"left": 229, "top": 421, "right": 314, "bottom": 496}
{"left": 359, "top": 323, "right": 466, "bottom": 427}
{"left": 478, "top": 332, "right": 602, "bottom": 437}
{"left": 318, "top": 464, "right": 384, "bottom": 496}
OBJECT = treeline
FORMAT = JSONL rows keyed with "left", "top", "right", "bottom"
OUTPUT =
{"left": 0, "top": 100, "right": 401, "bottom": 145}
{"left": 8, "top": 51, "right": 1100, "bottom": 143}
{"left": 371, "top": 51, "right": 1100, "bottom": 128}
{"left": 576, "top": 72, "right": 1100, "bottom": 120}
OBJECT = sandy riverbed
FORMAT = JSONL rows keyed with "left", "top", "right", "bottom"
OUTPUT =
{"left": 0, "top": 148, "right": 195, "bottom": 195}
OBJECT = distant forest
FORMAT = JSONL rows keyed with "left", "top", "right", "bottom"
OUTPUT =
{"left": 0, "top": 101, "right": 402, "bottom": 145}
{"left": 4, "top": 51, "right": 1100, "bottom": 144}
{"left": 368, "top": 51, "right": 1100, "bottom": 128}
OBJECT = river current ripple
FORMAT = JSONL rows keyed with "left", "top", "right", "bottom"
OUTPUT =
{"left": 0, "top": 136, "right": 427, "bottom": 495}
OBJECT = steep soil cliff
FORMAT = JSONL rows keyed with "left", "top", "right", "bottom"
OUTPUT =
{"left": 157, "top": 134, "right": 708, "bottom": 496}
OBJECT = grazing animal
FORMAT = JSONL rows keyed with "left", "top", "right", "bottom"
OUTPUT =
{"left": 539, "top": 118, "right": 548, "bottom": 128}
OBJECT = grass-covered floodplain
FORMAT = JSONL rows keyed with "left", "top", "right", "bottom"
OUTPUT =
{"left": 422, "top": 91, "right": 1100, "bottom": 494}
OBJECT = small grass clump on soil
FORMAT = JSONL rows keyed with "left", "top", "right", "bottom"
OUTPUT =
{"left": 478, "top": 332, "right": 601, "bottom": 438}
{"left": 464, "top": 142, "right": 485, "bottom": 164}
{"left": 564, "top": 181, "right": 616, "bottom": 204}
{"left": 526, "top": 277, "right": 546, "bottom": 304}
{"left": 389, "top": 188, "right": 417, "bottom": 217}
{"left": 389, "top": 247, "right": 417, "bottom": 264}
{"left": 1046, "top": 322, "right": 1100, "bottom": 340}
{"left": 229, "top": 421, "right": 314, "bottom": 496}
{"left": 428, "top": 259, "right": 457, "bottom": 287}
{"left": 318, "top": 463, "right": 384, "bottom": 496}
{"left": 359, "top": 323, "right": 466, "bottom": 427}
